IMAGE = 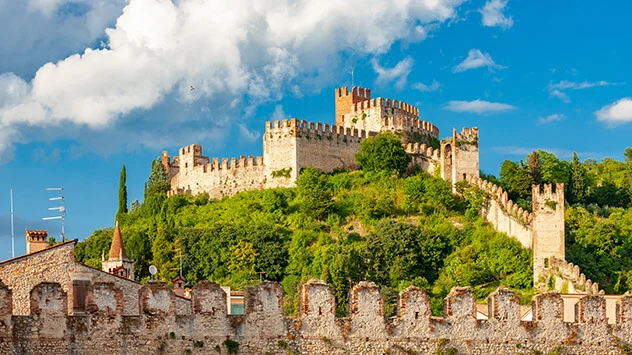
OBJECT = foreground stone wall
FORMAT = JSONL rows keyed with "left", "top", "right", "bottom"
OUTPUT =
{"left": 2, "top": 279, "right": 632, "bottom": 354}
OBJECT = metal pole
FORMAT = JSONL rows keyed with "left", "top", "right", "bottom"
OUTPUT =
{"left": 61, "top": 188, "right": 65, "bottom": 242}
{"left": 10, "top": 189, "right": 14, "bottom": 258}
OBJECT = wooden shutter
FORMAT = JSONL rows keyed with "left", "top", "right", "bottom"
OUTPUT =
{"left": 73, "top": 280, "right": 90, "bottom": 313}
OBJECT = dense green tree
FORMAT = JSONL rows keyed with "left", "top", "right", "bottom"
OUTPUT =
{"left": 499, "top": 160, "right": 532, "bottom": 200}
{"left": 117, "top": 165, "right": 128, "bottom": 218}
{"left": 296, "top": 167, "right": 332, "bottom": 220}
{"left": 625, "top": 147, "right": 632, "bottom": 162}
{"left": 528, "top": 151, "right": 542, "bottom": 186}
{"left": 355, "top": 132, "right": 411, "bottom": 176}
{"left": 145, "top": 158, "right": 170, "bottom": 197}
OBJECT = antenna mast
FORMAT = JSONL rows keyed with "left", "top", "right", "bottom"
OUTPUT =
{"left": 10, "top": 189, "right": 14, "bottom": 258}
{"left": 43, "top": 187, "right": 65, "bottom": 242}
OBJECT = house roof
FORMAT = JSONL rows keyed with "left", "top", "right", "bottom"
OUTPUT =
{"left": 108, "top": 221, "right": 128, "bottom": 260}
{"left": 0, "top": 239, "right": 77, "bottom": 267}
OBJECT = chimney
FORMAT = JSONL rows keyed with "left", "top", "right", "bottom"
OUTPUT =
{"left": 26, "top": 230, "right": 48, "bottom": 254}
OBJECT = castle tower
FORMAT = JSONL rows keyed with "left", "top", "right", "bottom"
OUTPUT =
{"left": 335, "top": 86, "right": 371, "bottom": 125}
{"left": 26, "top": 230, "right": 48, "bottom": 254}
{"left": 440, "top": 127, "right": 480, "bottom": 186}
{"left": 102, "top": 221, "right": 135, "bottom": 280}
{"left": 532, "top": 183, "right": 565, "bottom": 284}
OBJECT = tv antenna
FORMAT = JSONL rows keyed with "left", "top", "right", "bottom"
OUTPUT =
{"left": 149, "top": 265, "right": 157, "bottom": 280}
{"left": 10, "top": 189, "right": 15, "bottom": 258}
{"left": 256, "top": 271, "right": 266, "bottom": 283}
{"left": 43, "top": 187, "right": 65, "bottom": 242}
{"left": 170, "top": 247, "right": 186, "bottom": 279}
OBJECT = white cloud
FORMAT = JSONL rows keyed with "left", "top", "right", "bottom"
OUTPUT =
{"left": 595, "top": 98, "right": 632, "bottom": 125}
{"left": 443, "top": 99, "right": 516, "bottom": 114}
{"left": 453, "top": 49, "right": 505, "bottom": 73}
{"left": 271, "top": 104, "right": 288, "bottom": 122}
{"left": 548, "top": 80, "right": 624, "bottom": 91}
{"left": 480, "top": 0, "right": 513, "bottom": 29}
{"left": 0, "top": 0, "right": 466, "bottom": 163}
{"left": 0, "top": 0, "right": 127, "bottom": 77}
{"left": 546, "top": 80, "right": 624, "bottom": 103}
{"left": 412, "top": 80, "right": 440, "bottom": 92}
{"left": 490, "top": 146, "right": 601, "bottom": 160}
{"left": 237, "top": 123, "right": 260, "bottom": 143}
{"left": 549, "top": 90, "right": 570, "bottom": 103}
{"left": 372, "top": 57, "right": 414, "bottom": 90}
{"left": 538, "top": 113, "right": 566, "bottom": 124}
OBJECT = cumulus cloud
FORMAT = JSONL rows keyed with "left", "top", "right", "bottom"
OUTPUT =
{"left": 0, "top": 0, "right": 127, "bottom": 77}
{"left": 453, "top": 49, "right": 505, "bottom": 73}
{"left": 372, "top": 57, "right": 414, "bottom": 90}
{"left": 443, "top": 99, "right": 516, "bottom": 114}
{"left": 271, "top": 105, "right": 288, "bottom": 122}
{"left": 480, "top": 0, "right": 513, "bottom": 29}
{"left": 412, "top": 80, "right": 440, "bottom": 92}
{"left": 546, "top": 80, "right": 624, "bottom": 103}
{"left": 237, "top": 123, "right": 260, "bottom": 143}
{"left": 490, "top": 146, "right": 601, "bottom": 160}
{"left": 538, "top": 113, "right": 566, "bottom": 124}
{"left": 548, "top": 80, "right": 624, "bottom": 91}
{"left": 595, "top": 98, "right": 632, "bottom": 125}
{"left": 0, "top": 0, "right": 466, "bottom": 163}
{"left": 549, "top": 90, "right": 570, "bottom": 103}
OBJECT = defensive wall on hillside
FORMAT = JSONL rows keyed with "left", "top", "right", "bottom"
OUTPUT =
{"left": 1, "top": 279, "right": 631, "bottom": 354}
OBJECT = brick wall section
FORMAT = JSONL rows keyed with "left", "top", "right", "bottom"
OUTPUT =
{"left": 2, "top": 279, "right": 632, "bottom": 354}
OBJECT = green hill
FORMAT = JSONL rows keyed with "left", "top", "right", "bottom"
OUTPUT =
{"left": 75, "top": 142, "right": 632, "bottom": 316}
{"left": 75, "top": 168, "right": 532, "bottom": 316}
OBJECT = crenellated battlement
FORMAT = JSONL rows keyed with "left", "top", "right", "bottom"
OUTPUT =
{"left": 404, "top": 142, "right": 441, "bottom": 161}
{"left": 335, "top": 86, "right": 371, "bottom": 99}
{"left": 466, "top": 174, "right": 534, "bottom": 225}
{"left": 544, "top": 257, "right": 603, "bottom": 295}
{"left": 2, "top": 279, "right": 632, "bottom": 354}
{"left": 265, "top": 118, "right": 369, "bottom": 141}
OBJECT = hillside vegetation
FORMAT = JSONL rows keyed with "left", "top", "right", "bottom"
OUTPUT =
{"left": 75, "top": 134, "right": 533, "bottom": 316}
{"left": 75, "top": 133, "right": 632, "bottom": 316}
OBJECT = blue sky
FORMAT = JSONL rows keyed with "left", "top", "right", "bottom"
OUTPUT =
{"left": 0, "top": 0, "right": 631, "bottom": 259}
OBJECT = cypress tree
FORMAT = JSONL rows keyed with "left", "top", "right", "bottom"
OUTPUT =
{"left": 118, "top": 165, "right": 128, "bottom": 215}
{"left": 568, "top": 153, "right": 587, "bottom": 204}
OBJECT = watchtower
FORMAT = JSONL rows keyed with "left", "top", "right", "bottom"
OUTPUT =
{"left": 335, "top": 86, "right": 371, "bottom": 125}
{"left": 440, "top": 127, "right": 480, "bottom": 187}
{"left": 532, "top": 183, "right": 565, "bottom": 284}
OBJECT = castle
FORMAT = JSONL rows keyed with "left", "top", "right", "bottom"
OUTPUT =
{"left": 161, "top": 87, "right": 477, "bottom": 198}
{"left": 162, "top": 86, "right": 584, "bottom": 290}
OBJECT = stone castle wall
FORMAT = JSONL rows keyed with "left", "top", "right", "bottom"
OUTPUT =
{"left": 1, "top": 279, "right": 632, "bottom": 354}
{"left": 466, "top": 174, "right": 533, "bottom": 249}
{"left": 165, "top": 87, "right": 446, "bottom": 200}
{"left": 168, "top": 154, "right": 266, "bottom": 198}
{"left": 167, "top": 116, "right": 444, "bottom": 199}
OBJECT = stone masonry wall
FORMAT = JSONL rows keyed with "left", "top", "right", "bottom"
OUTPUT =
{"left": 0, "top": 242, "right": 191, "bottom": 317}
{"left": 168, "top": 155, "right": 266, "bottom": 198}
{"left": 293, "top": 120, "right": 363, "bottom": 175}
{"left": 2, "top": 279, "right": 632, "bottom": 354}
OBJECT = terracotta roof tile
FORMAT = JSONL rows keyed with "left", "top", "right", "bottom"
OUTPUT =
{"left": 108, "top": 221, "right": 128, "bottom": 260}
